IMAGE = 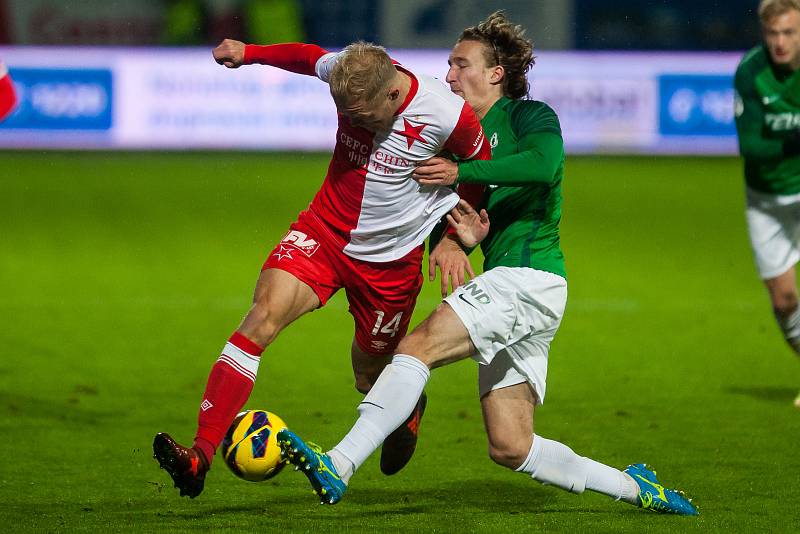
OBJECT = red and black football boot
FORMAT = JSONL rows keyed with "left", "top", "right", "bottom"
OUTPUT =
{"left": 153, "top": 432, "right": 209, "bottom": 498}
{"left": 380, "top": 391, "right": 427, "bottom": 475}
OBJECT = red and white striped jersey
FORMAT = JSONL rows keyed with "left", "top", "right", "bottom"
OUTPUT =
{"left": 244, "top": 44, "right": 490, "bottom": 262}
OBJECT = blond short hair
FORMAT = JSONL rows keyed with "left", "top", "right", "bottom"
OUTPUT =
{"left": 759, "top": 0, "right": 800, "bottom": 23}
{"left": 329, "top": 42, "right": 396, "bottom": 108}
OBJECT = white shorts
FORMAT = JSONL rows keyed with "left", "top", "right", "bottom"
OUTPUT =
{"left": 745, "top": 187, "right": 800, "bottom": 280}
{"left": 444, "top": 266, "right": 567, "bottom": 404}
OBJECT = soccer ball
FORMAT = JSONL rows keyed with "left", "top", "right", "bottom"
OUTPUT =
{"left": 221, "top": 410, "right": 288, "bottom": 481}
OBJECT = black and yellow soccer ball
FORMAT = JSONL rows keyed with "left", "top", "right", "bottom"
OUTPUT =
{"left": 221, "top": 410, "right": 288, "bottom": 481}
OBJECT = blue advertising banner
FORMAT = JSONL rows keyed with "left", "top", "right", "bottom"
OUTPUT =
{"left": 659, "top": 74, "right": 736, "bottom": 137}
{"left": 0, "top": 68, "right": 112, "bottom": 130}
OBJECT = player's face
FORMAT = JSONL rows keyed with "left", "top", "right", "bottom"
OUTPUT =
{"left": 763, "top": 9, "right": 800, "bottom": 69}
{"left": 446, "top": 40, "right": 501, "bottom": 110}
{"left": 340, "top": 97, "right": 395, "bottom": 132}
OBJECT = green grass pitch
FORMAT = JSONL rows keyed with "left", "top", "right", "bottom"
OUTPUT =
{"left": 1, "top": 151, "right": 798, "bottom": 532}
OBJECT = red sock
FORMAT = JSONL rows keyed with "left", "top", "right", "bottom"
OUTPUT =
{"left": 193, "top": 331, "right": 264, "bottom": 465}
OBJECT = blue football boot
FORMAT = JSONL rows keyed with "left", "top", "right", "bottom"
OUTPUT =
{"left": 624, "top": 463, "right": 698, "bottom": 516}
{"left": 277, "top": 428, "right": 347, "bottom": 505}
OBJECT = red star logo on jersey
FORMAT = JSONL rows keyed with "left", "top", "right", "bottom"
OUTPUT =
{"left": 396, "top": 118, "right": 427, "bottom": 149}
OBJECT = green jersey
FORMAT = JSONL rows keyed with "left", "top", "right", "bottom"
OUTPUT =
{"left": 457, "top": 97, "right": 565, "bottom": 278}
{"left": 735, "top": 45, "right": 800, "bottom": 194}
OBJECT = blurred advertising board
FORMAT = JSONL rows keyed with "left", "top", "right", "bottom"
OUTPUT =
{"left": 0, "top": 46, "right": 742, "bottom": 154}
{"left": 658, "top": 75, "right": 736, "bottom": 137}
{"left": 113, "top": 49, "right": 338, "bottom": 150}
{"left": 1, "top": 68, "right": 112, "bottom": 130}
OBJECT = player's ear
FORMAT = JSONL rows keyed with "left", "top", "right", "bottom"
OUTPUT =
{"left": 490, "top": 65, "right": 505, "bottom": 86}
{"left": 388, "top": 87, "right": 400, "bottom": 101}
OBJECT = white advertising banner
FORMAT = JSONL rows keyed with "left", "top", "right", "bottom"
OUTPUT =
{"left": 0, "top": 46, "right": 743, "bottom": 154}
{"left": 113, "top": 50, "right": 337, "bottom": 150}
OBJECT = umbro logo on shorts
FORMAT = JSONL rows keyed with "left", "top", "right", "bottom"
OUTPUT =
{"left": 370, "top": 340, "right": 389, "bottom": 351}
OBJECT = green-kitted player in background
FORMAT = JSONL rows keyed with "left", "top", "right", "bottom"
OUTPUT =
{"left": 274, "top": 11, "right": 699, "bottom": 515}
{"left": 735, "top": 0, "right": 800, "bottom": 408}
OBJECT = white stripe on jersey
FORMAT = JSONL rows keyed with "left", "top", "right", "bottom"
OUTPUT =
{"left": 343, "top": 73, "right": 470, "bottom": 261}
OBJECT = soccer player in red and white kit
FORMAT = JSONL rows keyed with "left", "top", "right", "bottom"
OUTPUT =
{"left": 0, "top": 61, "right": 17, "bottom": 121}
{"left": 153, "top": 39, "right": 490, "bottom": 498}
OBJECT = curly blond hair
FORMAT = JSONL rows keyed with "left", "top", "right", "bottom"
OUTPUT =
{"left": 457, "top": 11, "right": 534, "bottom": 100}
{"left": 329, "top": 41, "right": 396, "bottom": 108}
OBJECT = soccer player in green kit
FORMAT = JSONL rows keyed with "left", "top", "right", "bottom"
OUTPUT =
{"left": 276, "top": 12, "right": 698, "bottom": 515}
{"left": 735, "top": 0, "right": 800, "bottom": 408}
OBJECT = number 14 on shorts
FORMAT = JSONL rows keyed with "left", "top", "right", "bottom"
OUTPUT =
{"left": 372, "top": 311, "right": 403, "bottom": 337}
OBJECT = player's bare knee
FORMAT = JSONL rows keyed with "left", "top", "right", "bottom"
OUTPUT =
{"left": 353, "top": 373, "right": 373, "bottom": 394}
{"left": 351, "top": 346, "right": 391, "bottom": 394}
{"left": 487, "top": 441, "right": 529, "bottom": 470}
{"left": 395, "top": 312, "right": 451, "bottom": 368}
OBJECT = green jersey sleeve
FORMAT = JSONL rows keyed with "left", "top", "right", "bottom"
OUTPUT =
{"left": 456, "top": 103, "right": 563, "bottom": 186}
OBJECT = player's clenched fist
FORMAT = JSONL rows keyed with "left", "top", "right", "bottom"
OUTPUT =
{"left": 213, "top": 39, "right": 246, "bottom": 68}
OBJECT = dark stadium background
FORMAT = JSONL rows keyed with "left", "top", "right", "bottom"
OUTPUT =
{"left": 0, "top": 0, "right": 760, "bottom": 50}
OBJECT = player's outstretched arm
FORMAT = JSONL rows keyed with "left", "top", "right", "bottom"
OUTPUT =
{"left": 213, "top": 40, "right": 328, "bottom": 77}
{"left": 447, "top": 199, "right": 489, "bottom": 249}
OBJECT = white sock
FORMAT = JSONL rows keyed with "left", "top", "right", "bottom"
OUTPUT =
{"left": 516, "top": 435, "right": 587, "bottom": 493}
{"left": 329, "top": 354, "right": 430, "bottom": 480}
{"left": 327, "top": 449, "right": 355, "bottom": 485}
{"left": 516, "top": 435, "right": 639, "bottom": 504}
{"left": 586, "top": 460, "right": 640, "bottom": 505}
